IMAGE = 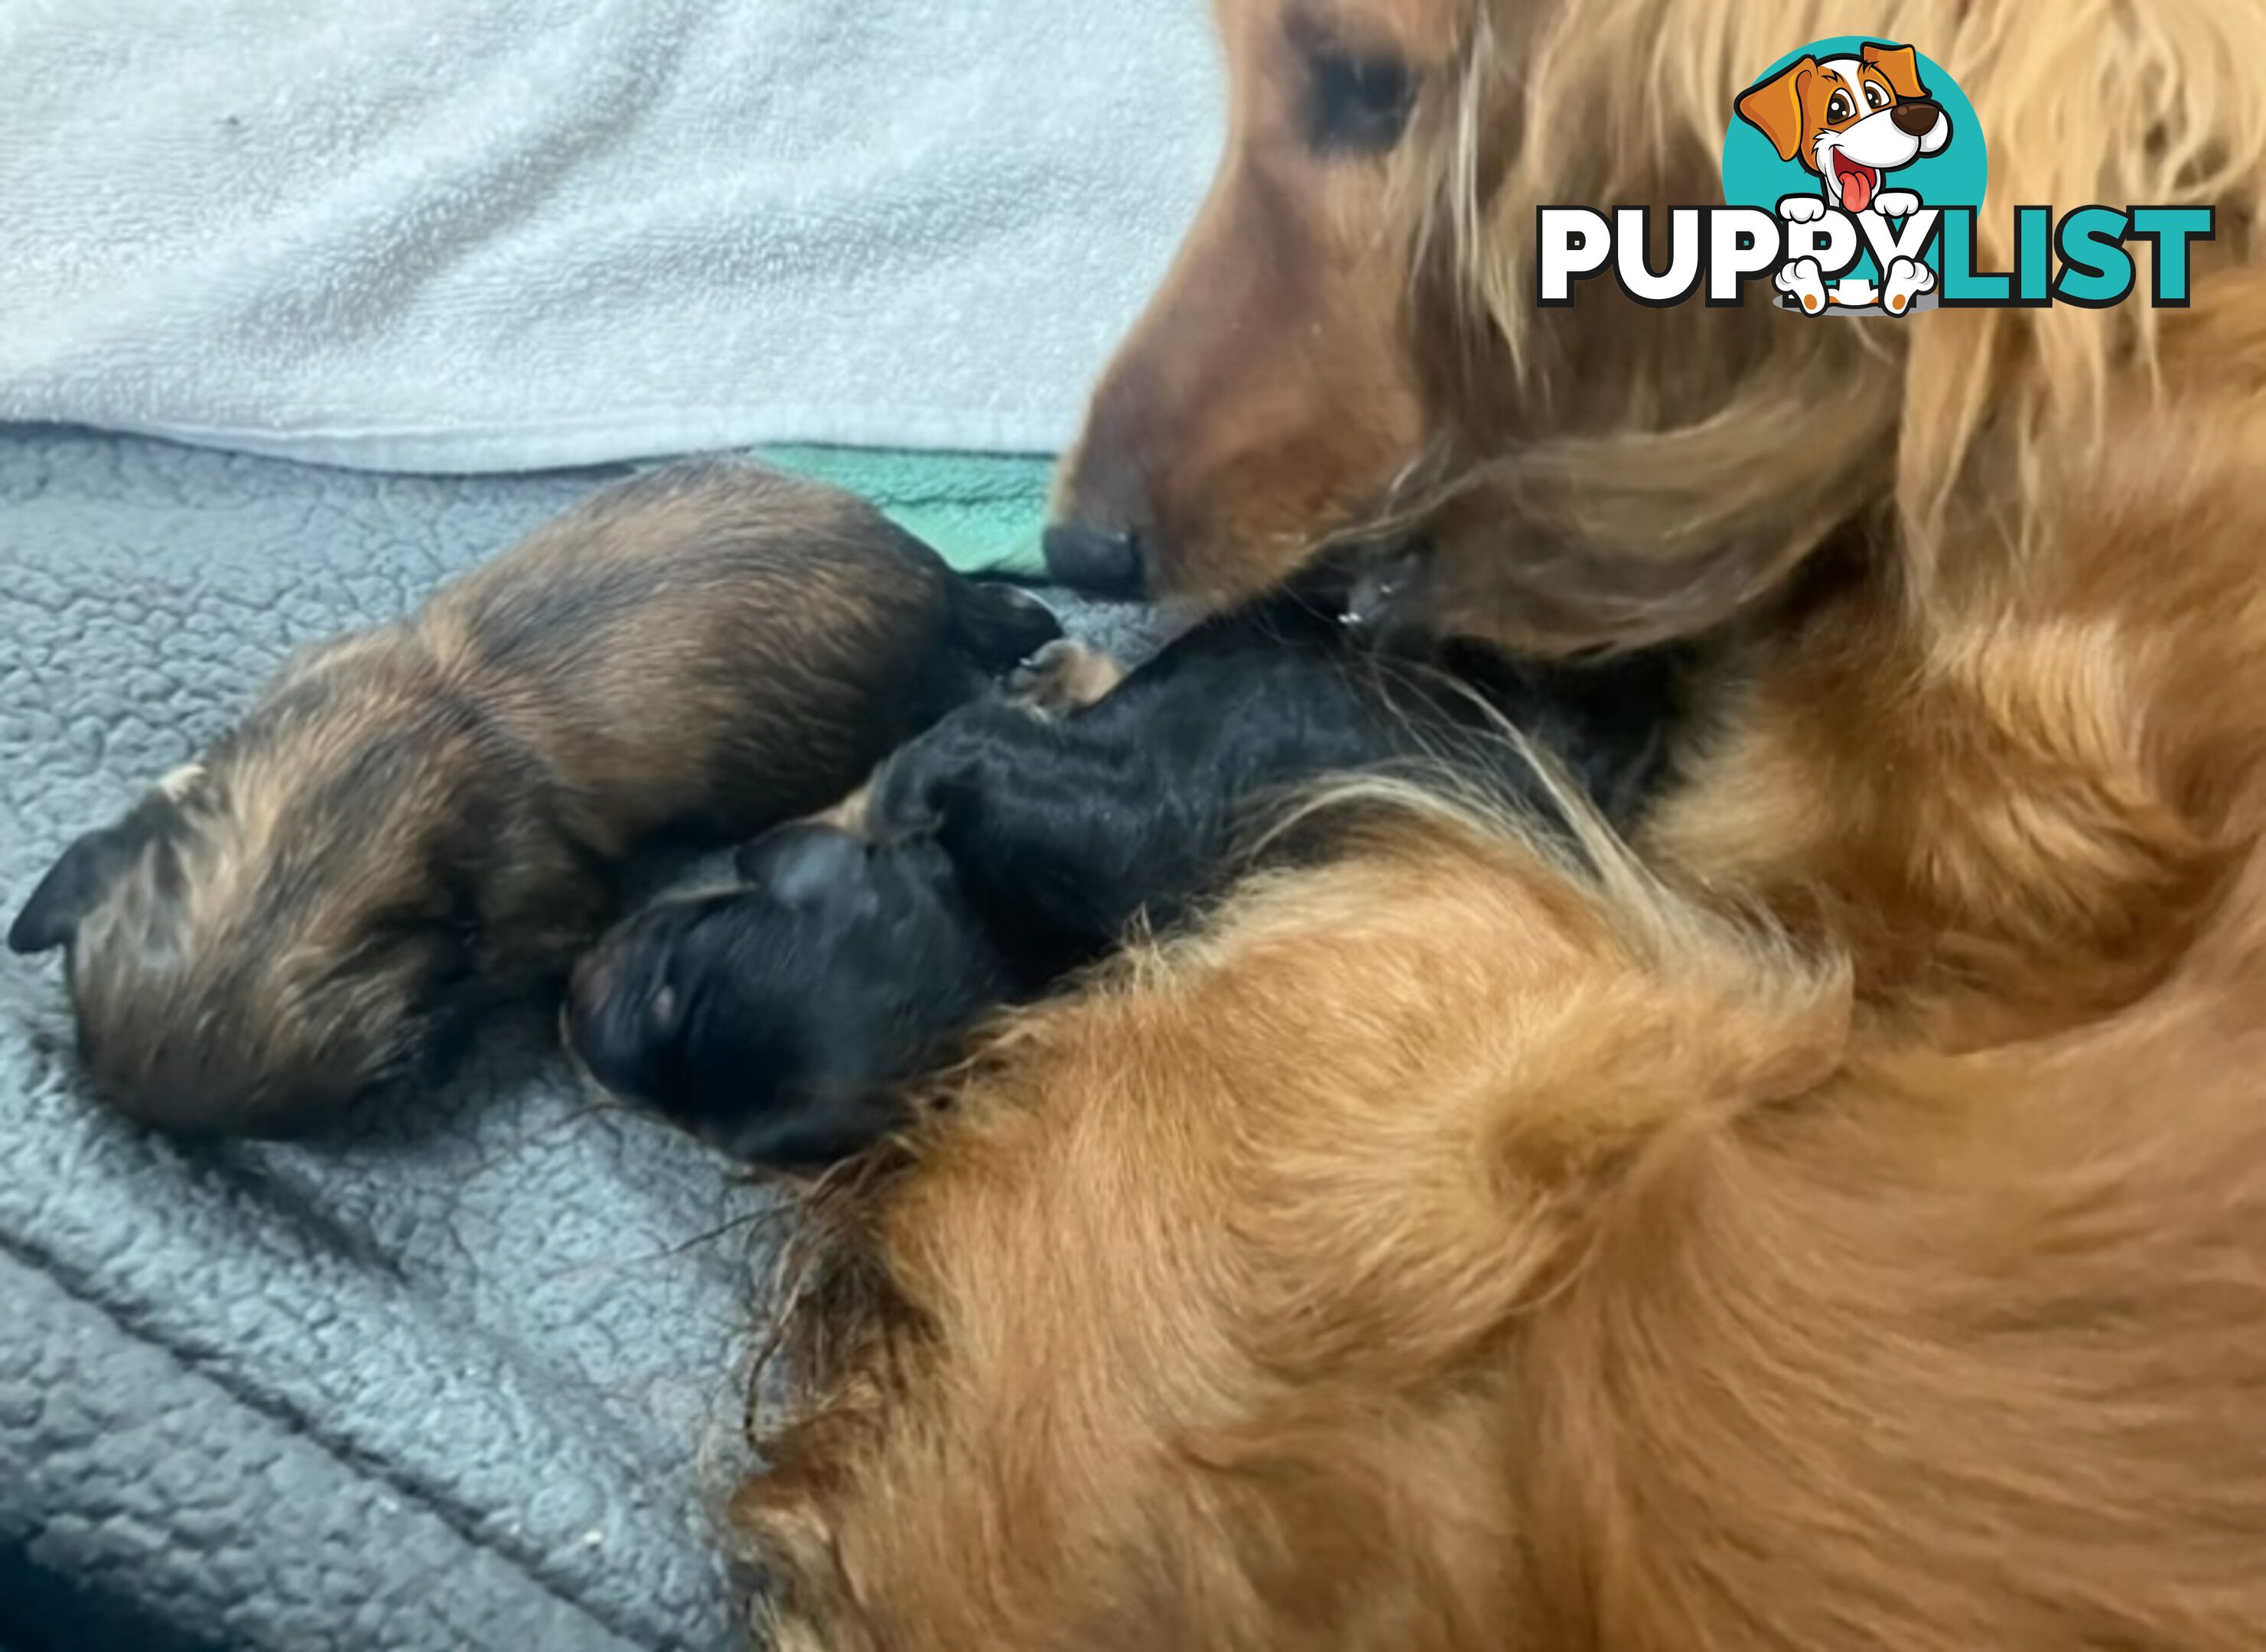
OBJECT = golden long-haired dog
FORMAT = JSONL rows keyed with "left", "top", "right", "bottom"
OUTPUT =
{"left": 736, "top": 3, "right": 2266, "bottom": 1647}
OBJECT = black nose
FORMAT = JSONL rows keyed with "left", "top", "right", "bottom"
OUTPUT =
{"left": 1891, "top": 99, "right": 1940, "bottom": 137}
{"left": 1042, "top": 524, "right": 1145, "bottom": 597}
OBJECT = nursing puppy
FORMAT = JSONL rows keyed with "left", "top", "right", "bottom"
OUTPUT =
{"left": 565, "top": 594, "right": 1681, "bottom": 1165}
{"left": 8, "top": 463, "right": 1057, "bottom": 1136}
{"left": 565, "top": 821, "right": 1034, "bottom": 1167}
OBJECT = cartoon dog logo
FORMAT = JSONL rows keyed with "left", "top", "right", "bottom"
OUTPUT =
{"left": 1736, "top": 41, "right": 1952, "bottom": 315}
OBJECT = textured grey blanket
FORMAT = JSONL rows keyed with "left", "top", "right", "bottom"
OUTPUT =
{"left": 0, "top": 427, "right": 1152, "bottom": 1650}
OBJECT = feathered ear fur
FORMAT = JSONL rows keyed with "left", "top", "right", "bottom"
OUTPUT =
{"left": 9, "top": 792, "right": 187, "bottom": 955}
{"left": 1416, "top": 0, "right": 2266, "bottom": 652}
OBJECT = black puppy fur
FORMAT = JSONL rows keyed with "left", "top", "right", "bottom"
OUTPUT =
{"left": 566, "top": 825, "right": 1038, "bottom": 1166}
{"left": 565, "top": 593, "right": 1685, "bottom": 1167}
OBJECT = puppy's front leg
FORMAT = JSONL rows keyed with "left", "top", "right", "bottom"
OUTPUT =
{"left": 1008, "top": 639, "right": 1128, "bottom": 717}
{"left": 806, "top": 642, "right": 1127, "bottom": 841}
{"left": 869, "top": 704, "right": 1181, "bottom": 959}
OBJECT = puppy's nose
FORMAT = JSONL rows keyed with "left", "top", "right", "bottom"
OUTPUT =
{"left": 565, "top": 945, "right": 679, "bottom": 1101}
{"left": 1891, "top": 99, "right": 1941, "bottom": 136}
{"left": 1042, "top": 524, "right": 1146, "bottom": 597}
{"left": 566, "top": 947, "right": 617, "bottom": 1033}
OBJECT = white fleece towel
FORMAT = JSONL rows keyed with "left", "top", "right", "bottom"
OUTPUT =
{"left": 0, "top": 0, "right": 1222, "bottom": 471}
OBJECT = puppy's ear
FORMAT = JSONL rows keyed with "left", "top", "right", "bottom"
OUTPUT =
{"left": 1345, "top": 545, "right": 1435, "bottom": 648}
{"left": 1736, "top": 56, "right": 1815, "bottom": 164}
{"left": 8, "top": 809, "right": 167, "bottom": 954}
{"left": 742, "top": 824, "right": 864, "bottom": 910}
{"left": 1860, "top": 41, "right": 1927, "bottom": 102}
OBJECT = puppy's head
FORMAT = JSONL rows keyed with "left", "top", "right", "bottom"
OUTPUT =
{"left": 8, "top": 644, "right": 590, "bottom": 1135}
{"left": 564, "top": 824, "right": 1012, "bottom": 1168}
{"left": 1736, "top": 43, "right": 1949, "bottom": 213}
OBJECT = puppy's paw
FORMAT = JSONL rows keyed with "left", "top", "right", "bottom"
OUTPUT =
{"left": 1007, "top": 639, "right": 1126, "bottom": 717}
{"left": 1776, "top": 193, "right": 1828, "bottom": 225}
{"left": 1775, "top": 255, "right": 1828, "bottom": 314}
{"left": 1883, "top": 255, "right": 1936, "bottom": 314}
{"left": 862, "top": 704, "right": 1030, "bottom": 842}
{"left": 1874, "top": 189, "right": 1921, "bottom": 218}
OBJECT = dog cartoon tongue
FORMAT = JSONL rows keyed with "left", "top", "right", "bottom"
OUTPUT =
{"left": 1835, "top": 154, "right": 1877, "bottom": 213}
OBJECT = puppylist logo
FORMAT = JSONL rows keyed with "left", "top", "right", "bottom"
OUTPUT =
{"left": 1538, "top": 37, "right": 2216, "bottom": 317}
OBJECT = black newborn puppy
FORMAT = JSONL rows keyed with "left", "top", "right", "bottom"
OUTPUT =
{"left": 863, "top": 597, "right": 1678, "bottom": 964}
{"left": 564, "top": 824, "right": 1039, "bottom": 1166}
{"left": 565, "top": 593, "right": 1685, "bottom": 1166}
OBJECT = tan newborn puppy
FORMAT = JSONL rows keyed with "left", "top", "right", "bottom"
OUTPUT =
{"left": 8, "top": 461, "right": 1058, "bottom": 1135}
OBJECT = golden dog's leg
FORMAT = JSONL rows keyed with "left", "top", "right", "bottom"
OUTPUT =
{"left": 733, "top": 808, "right": 1853, "bottom": 1649}
{"left": 739, "top": 807, "right": 2266, "bottom": 1652}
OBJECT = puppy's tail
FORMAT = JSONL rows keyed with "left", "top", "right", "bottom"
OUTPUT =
{"left": 944, "top": 577, "right": 1063, "bottom": 671}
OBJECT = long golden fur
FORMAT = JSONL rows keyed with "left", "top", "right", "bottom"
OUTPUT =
{"left": 735, "top": 3, "right": 2266, "bottom": 1647}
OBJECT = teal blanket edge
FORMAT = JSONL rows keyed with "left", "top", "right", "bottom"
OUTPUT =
{"left": 754, "top": 444, "right": 1053, "bottom": 576}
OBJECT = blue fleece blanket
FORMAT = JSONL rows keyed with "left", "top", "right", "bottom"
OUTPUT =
{"left": 0, "top": 425, "right": 1157, "bottom": 1649}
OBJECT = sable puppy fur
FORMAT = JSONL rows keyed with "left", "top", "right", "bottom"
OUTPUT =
{"left": 8, "top": 462, "right": 1058, "bottom": 1135}
{"left": 565, "top": 594, "right": 1681, "bottom": 1164}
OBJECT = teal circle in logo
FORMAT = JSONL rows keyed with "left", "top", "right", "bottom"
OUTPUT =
{"left": 1722, "top": 37, "right": 1985, "bottom": 288}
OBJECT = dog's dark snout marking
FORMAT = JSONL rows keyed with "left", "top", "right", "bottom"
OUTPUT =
{"left": 1042, "top": 524, "right": 1146, "bottom": 597}
{"left": 1891, "top": 99, "right": 1941, "bottom": 136}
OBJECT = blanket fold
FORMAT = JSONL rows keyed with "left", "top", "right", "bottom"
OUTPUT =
{"left": 0, "top": 0, "right": 1219, "bottom": 473}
